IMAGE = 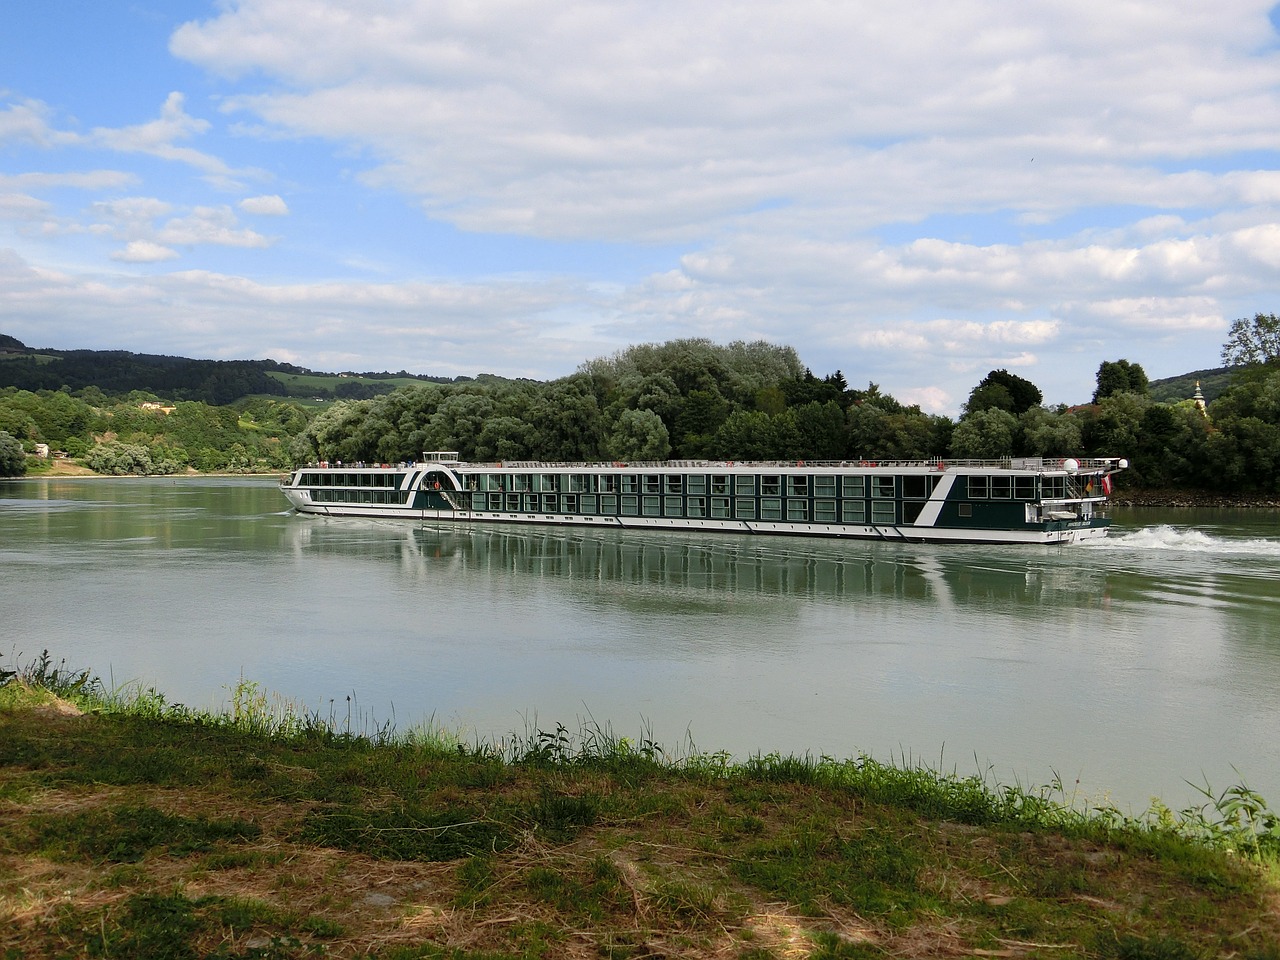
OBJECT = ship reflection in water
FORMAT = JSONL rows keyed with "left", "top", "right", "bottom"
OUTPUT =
{"left": 283, "top": 517, "right": 1111, "bottom": 619}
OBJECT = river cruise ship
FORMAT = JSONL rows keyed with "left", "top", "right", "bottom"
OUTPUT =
{"left": 280, "top": 451, "right": 1127, "bottom": 545}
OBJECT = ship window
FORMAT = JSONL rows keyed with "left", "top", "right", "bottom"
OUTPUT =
{"left": 760, "top": 498, "right": 782, "bottom": 520}
{"left": 664, "top": 496, "right": 682, "bottom": 517}
{"left": 621, "top": 495, "right": 639, "bottom": 516}
{"left": 566, "top": 474, "right": 585, "bottom": 493}
{"left": 480, "top": 474, "right": 503, "bottom": 492}
{"left": 871, "top": 500, "right": 896, "bottom": 524}
{"left": 842, "top": 500, "right": 865, "bottom": 523}
{"left": 643, "top": 474, "right": 661, "bottom": 494}
{"left": 968, "top": 476, "right": 989, "bottom": 499}
{"left": 871, "top": 476, "right": 894, "bottom": 498}
{"left": 488, "top": 493, "right": 503, "bottom": 511}
{"left": 711, "top": 497, "right": 731, "bottom": 518}
{"left": 958, "top": 503, "right": 973, "bottom": 518}
{"left": 470, "top": 492, "right": 485, "bottom": 510}
{"left": 600, "top": 495, "right": 618, "bottom": 514}
{"left": 598, "top": 474, "right": 618, "bottom": 493}
{"left": 664, "top": 475, "right": 683, "bottom": 494}
{"left": 735, "top": 475, "right": 756, "bottom": 495}
{"left": 563, "top": 494, "right": 578, "bottom": 513}
{"left": 787, "top": 500, "right": 808, "bottom": 521}
{"left": 1042, "top": 476, "right": 1066, "bottom": 500}
{"left": 542, "top": 494, "right": 558, "bottom": 512}
{"left": 990, "top": 476, "right": 1012, "bottom": 499}
{"left": 505, "top": 493, "right": 520, "bottom": 511}
{"left": 580, "top": 494, "right": 597, "bottom": 513}
{"left": 786, "top": 475, "right": 808, "bottom": 497}
{"left": 642, "top": 495, "right": 660, "bottom": 516}
{"left": 902, "top": 475, "right": 930, "bottom": 499}
{"left": 522, "top": 494, "right": 538, "bottom": 512}
{"left": 761, "top": 475, "right": 782, "bottom": 496}
{"left": 620, "top": 475, "right": 638, "bottom": 493}
{"left": 511, "top": 474, "right": 531, "bottom": 492}
{"left": 815, "top": 499, "right": 837, "bottom": 522}
{"left": 687, "top": 475, "right": 707, "bottom": 494}
{"left": 842, "top": 476, "right": 865, "bottom": 498}
{"left": 736, "top": 498, "right": 757, "bottom": 519}
{"left": 814, "top": 476, "right": 836, "bottom": 497}
{"left": 1015, "top": 476, "right": 1035, "bottom": 499}
{"left": 711, "top": 475, "right": 730, "bottom": 495}
{"left": 687, "top": 497, "right": 706, "bottom": 517}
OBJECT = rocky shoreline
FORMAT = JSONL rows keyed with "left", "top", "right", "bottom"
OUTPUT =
{"left": 1111, "top": 489, "right": 1280, "bottom": 508}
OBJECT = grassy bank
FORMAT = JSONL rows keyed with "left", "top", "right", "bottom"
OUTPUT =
{"left": 2, "top": 655, "right": 1278, "bottom": 960}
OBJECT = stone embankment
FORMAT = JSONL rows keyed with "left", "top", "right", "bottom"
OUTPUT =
{"left": 1111, "top": 488, "right": 1280, "bottom": 508}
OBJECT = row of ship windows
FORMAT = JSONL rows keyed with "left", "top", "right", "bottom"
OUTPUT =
{"left": 481, "top": 492, "right": 911, "bottom": 523}
{"left": 466, "top": 473, "right": 923, "bottom": 498}
{"left": 309, "top": 488, "right": 914, "bottom": 522}
{"left": 303, "top": 473, "right": 1064, "bottom": 501}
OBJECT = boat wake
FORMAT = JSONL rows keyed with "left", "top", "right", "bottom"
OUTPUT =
{"left": 1089, "top": 524, "right": 1280, "bottom": 557}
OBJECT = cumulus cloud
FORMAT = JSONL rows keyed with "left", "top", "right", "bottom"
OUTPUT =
{"left": 80, "top": 92, "right": 262, "bottom": 188}
{"left": 5, "top": 0, "right": 1280, "bottom": 413}
{"left": 239, "top": 194, "right": 289, "bottom": 215}
{"left": 170, "top": 0, "right": 1280, "bottom": 240}
{"left": 0, "top": 247, "right": 585, "bottom": 376}
{"left": 112, "top": 240, "right": 180, "bottom": 263}
{"left": 157, "top": 206, "right": 274, "bottom": 248}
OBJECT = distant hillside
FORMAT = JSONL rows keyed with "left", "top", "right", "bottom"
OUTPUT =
{"left": 0, "top": 334, "right": 529, "bottom": 405}
{"left": 1148, "top": 366, "right": 1234, "bottom": 405}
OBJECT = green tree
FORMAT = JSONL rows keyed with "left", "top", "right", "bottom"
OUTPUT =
{"left": 85, "top": 441, "right": 155, "bottom": 475}
{"left": 791, "top": 401, "right": 846, "bottom": 460}
{"left": 965, "top": 370, "right": 1042, "bottom": 415}
{"left": 1093, "top": 359, "right": 1150, "bottom": 402}
{"left": 671, "top": 388, "right": 730, "bottom": 458}
{"left": 0, "top": 430, "right": 25, "bottom": 476}
{"left": 1018, "top": 406, "right": 1083, "bottom": 457}
{"left": 1221, "top": 312, "right": 1280, "bottom": 367}
{"left": 607, "top": 409, "right": 671, "bottom": 461}
{"left": 709, "top": 410, "right": 776, "bottom": 460}
{"left": 950, "top": 408, "right": 1018, "bottom": 459}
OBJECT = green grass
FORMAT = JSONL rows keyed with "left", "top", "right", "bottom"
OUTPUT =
{"left": 2, "top": 652, "right": 1279, "bottom": 959}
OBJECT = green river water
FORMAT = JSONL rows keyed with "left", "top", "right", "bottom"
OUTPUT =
{"left": 2, "top": 475, "right": 1278, "bottom": 812}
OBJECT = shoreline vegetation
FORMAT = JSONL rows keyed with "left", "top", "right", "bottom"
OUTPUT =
{"left": 16, "top": 459, "right": 1280, "bottom": 510}
{"left": 2, "top": 654, "right": 1278, "bottom": 959}
{"left": 5, "top": 336, "right": 1280, "bottom": 497}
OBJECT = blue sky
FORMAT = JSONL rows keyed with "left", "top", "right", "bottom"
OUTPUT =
{"left": 4, "top": 1, "right": 1280, "bottom": 413}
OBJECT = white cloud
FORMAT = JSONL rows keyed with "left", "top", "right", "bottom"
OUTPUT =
{"left": 157, "top": 206, "right": 273, "bottom": 248}
{"left": 82, "top": 92, "right": 260, "bottom": 189}
{"left": 112, "top": 240, "right": 180, "bottom": 263}
{"left": 0, "top": 98, "right": 79, "bottom": 148}
{"left": 239, "top": 194, "right": 289, "bottom": 215}
{"left": 169, "top": 0, "right": 1280, "bottom": 240}
{"left": 5, "top": 0, "right": 1280, "bottom": 415}
{"left": 0, "top": 171, "right": 137, "bottom": 192}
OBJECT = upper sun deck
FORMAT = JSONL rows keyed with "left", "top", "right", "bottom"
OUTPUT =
{"left": 291, "top": 453, "right": 1127, "bottom": 476}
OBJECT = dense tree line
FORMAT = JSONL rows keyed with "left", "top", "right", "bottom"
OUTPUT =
{"left": 0, "top": 347, "right": 288, "bottom": 404}
{"left": 288, "top": 335, "right": 1280, "bottom": 495}
{"left": 3, "top": 322, "right": 1280, "bottom": 493}
{"left": 0, "top": 388, "right": 307, "bottom": 475}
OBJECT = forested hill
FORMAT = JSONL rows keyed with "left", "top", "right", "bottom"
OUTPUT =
{"left": 0, "top": 336, "right": 462, "bottom": 405}
{"left": 0, "top": 343, "right": 286, "bottom": 404}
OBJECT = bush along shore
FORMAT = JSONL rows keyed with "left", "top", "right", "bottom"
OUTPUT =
{"left": 2, "top": 654, "right": 1279, "bottom": 960}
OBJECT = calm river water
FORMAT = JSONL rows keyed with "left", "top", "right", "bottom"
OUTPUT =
{"left": 3, "top": 475, "right": 1278, "bottom": 812}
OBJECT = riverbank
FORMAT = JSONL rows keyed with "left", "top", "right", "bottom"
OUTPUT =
{"left": 1111, "top": 488, "right": 1280, "bottom": 508}
{"left": 2, "top": 668, "right": 1278, "bottom": 960}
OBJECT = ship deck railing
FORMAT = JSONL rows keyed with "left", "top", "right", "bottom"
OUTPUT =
{"left": 292, "top": 456, "right": 1125, "bottom": 472}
